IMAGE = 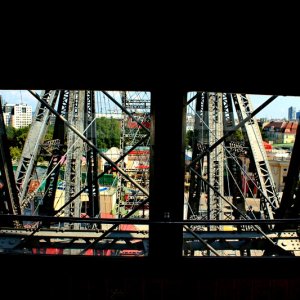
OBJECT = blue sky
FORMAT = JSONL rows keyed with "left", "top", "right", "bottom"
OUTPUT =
{"left": 0, "top": 90, "right": 35, "bottom": 106}
{"left": 249, "top": 94, "right": 300, "bottom": 119}
{"left": 1, "top": 90, "right": 300, "bottom": 120}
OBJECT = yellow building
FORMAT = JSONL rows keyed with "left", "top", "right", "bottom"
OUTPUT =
{"left": 263, "top": 121, "right": 298, "bottom": 144}
{"left": 268, "top": 154, "right": 290, "bottom": 192}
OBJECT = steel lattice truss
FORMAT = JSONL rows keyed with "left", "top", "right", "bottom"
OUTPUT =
{"left": 0, "top": 91, "right": 299, "bottom": 256}
{"left": 185, "top": 92, "right": 300, "bottom": 256}
{"left": 0, "top": 217, "right": 299, "bottom": 256}
{"left": 116, "top": 91, "right": 150, "bottom": 217}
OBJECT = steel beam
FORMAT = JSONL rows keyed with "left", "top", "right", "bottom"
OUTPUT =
{"left": 233, "top": 94, "right": 279, "bottom": 222}
{"left": 0, "top": 96, "right": 21, "bottom": 219}
{"left": 84, "top": 90, "right": 99, "bottom": 218}
{"left": 64, "top": 91, "right": 85, "bottom": 228}
{"left": 39, "top": 90, "right": 68, "bottom": 216}
{"left": 149, "top": 89, "right": 186, "bottom": 257}
{"left": 16, "top": 90, "right": 58, "bottom": 209}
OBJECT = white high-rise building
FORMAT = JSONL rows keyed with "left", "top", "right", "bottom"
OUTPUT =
{"left": 2, "top": 103, "right": 32, "bottom": 128}
{"left": 12, "top": 104, "right": 32, "bottom": 128}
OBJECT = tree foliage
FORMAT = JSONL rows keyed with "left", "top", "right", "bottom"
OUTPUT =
{"left": 6, "top": 125, "right": 30, "bottom": 159}
{"left": 186, "top": 129, "right": 194, "bottom": 149}
{"left": 5, "top": 118, "right": 121, "bottom": 163}
{"left": 5, "top": 126, "right": 16, "bottom": 142}
{"left": 44, "top": 125, "right": 54, "bottom": 141}
{"left": 233, "top": 128, "right": 244, "bottom": 141}
{"left": 9, "top": 146, "right": 22, "bottom": 161}
{"left": 96, "top": 117, "right": 121, "bottom": 149}
{"left": 16, "top": 126, "right": 30, "bottom": 147}
{"left": 186, "top": 128, "right": 244, "bottom": 150}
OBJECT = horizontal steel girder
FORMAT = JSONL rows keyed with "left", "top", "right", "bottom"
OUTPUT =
{"left": 0, "top": 229, "right": 299, "bottom": 253}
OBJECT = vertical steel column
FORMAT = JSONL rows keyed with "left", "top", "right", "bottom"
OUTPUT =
{"left": 84, "top": 90, "right": 99, "bottom": 218}
{"left": 149, "top": 89, "right": 186, "bottom": 257}
{"left": 64, "top": 91, "right": 85, "bottom": 229}
{"left": 188, "top": 92, "right": 206, "bottom": 219}
{"left": 208, "top": 93, "right": 224, "bottom": 229}
{"left": 40, "top": 90, "right": 69, "bottom": 216}
{"left": 0, "top": 96, "right": 21, "bottom": 218}
{"left": 233, "top": 94, "right": 279, "bottom": 222}
{"left": 222, "top": 93, "right": 244, "bottom": 220}
{"left": 194, "top": 93, "right": 210, "bottom": 219}
{"left": 16, "top": 90, "right": 58, "bottom": 208}
{"left": 117, "top": 91, "right": 151, "bottom": 217}
{"left": 119, "top": 91, "right": 127, "bottom": 155}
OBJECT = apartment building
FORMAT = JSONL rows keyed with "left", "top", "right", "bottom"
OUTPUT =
{"left": 2, "top": 103, "right": 32, "bottom": 128}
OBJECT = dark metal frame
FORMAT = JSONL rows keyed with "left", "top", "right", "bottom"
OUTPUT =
{"left": 1, "top": 89, "right": 299, "bottom": 257}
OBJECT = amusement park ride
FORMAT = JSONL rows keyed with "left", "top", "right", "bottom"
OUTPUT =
{"left": 0, "top": 90, "right": 299, "bottom": 256}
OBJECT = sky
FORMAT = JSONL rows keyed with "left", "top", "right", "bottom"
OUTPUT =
{"left": 1, "top": 90, "right": 300, "bottom": 120}
{"left": 249, "top": 94, "right": 300, "bottom": 119}
{"left": 0, "top": 90, "right": 36, "bottom": 107}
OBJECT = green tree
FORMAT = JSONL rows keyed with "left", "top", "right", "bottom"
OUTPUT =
{"left": 15, "top": 126, "right": 30, "bottom": 147}
{"left": 10, "top": 146, "right": 22, "bottom": 161}
{"left": 186, "top": 129, "right": 194, "bottom": 149}
{"left": 186, "top": 128, "right": 244, "bottom": 148}
{"left": 233, "top": 128, "right": 243, "bottom": 141}
{"left": 44, "top": 125, "right": 54, "bottom": 141}
{"left": 6, "top": 126, "right": 16, "bottom": 145}
{"left": 96, "top": 117, "right": 121, "bottom": 149}
{"left": 5, "top": 126, "right": 30, "bottom": 162}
